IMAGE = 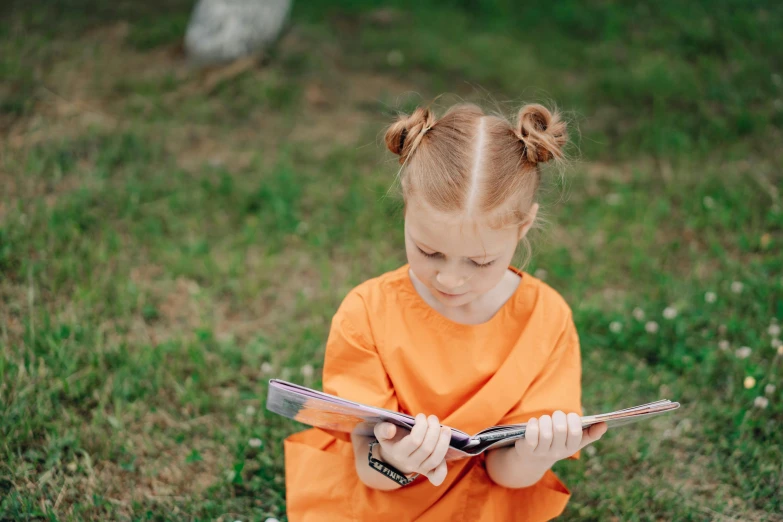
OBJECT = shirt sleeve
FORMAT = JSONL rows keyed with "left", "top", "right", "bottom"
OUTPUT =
{"left": 321, "top": 290, "right": 398, "bottom": 441}
{"left": 499, "top": 312, "right": 583, "bottom": 458}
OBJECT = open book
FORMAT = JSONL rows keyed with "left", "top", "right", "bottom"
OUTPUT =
{"left": 266, "top": 379, "right": 680, "bottom": 460}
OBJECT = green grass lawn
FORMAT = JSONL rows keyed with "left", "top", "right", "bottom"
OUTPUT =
{"left": 1, "top": 0, "right": 782, "bottom": 520}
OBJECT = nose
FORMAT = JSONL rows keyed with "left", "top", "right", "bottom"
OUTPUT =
{"left": 436, "top": 271, "right": 465, "bottom": 290}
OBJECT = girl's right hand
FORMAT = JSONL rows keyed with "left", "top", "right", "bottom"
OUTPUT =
{"left": 373, "top": 414, "right": 452, "bottom": 486}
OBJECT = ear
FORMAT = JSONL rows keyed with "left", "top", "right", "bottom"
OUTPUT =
{"left": 517, "top": 203, "right": 539, "bottom": 241}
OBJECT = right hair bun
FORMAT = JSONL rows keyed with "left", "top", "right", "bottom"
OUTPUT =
{"left": 385, "top": 107, "right": 436, "bottom": 164}
{"left": 515, "top": 104, "right": 567, "bottom": 165}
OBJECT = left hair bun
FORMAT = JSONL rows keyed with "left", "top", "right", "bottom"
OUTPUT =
{"left": 385, "top": 107, "right": 436, "bottom": 164}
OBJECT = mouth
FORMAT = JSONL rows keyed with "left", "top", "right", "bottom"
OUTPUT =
{"left": 436, "top": 289, "right": 466, "bottom": 298}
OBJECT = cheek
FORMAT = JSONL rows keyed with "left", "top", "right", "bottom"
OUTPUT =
{"left": 470, "top": 263, "right": 509, "bottom": 292}
{"left": 406, "top": 245, "right": 433, "bottom": 277}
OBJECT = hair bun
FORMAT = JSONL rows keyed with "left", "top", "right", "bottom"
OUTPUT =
{"left": 385, "top": 107, "right": 436, "bottom": 164}
{"left": 515, "top": 104, "right": 567, "bottom": 165}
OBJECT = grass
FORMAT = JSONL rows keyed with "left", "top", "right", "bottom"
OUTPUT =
{"left": 1, "top": 0, "right": 782, "bottom": 520}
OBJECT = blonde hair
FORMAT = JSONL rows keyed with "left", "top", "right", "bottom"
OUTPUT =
{"left": 385, "top": 102, "right": 567, "bottom": 228}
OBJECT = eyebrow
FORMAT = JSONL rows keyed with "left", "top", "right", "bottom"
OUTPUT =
{"left": 412, "top": 237, "right": 500, "bottom": 260}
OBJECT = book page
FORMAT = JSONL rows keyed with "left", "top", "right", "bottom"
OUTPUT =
{"left": 473, "top": 400, "right": 680, "bottom": 442}
{"left": 266, "top": 380, "right": 475, "bottom": 448}
{"left": 266, "top": 379, "right": 680, "bottom": 457}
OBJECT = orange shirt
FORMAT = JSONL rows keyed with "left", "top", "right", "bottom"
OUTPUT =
{"left": 284, "top": 265, "right": 582, "bottom": 521}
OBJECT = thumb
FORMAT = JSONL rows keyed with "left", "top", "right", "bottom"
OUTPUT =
{"left": 425, "top": 460, "right": 448, "bottom": 486}
{"left": 374, "top": 422, "right": 396, "bottom": 442}
{"left": 514, "top": 437, "right": 530, "bottom": 456}
{"left": 578, "top": 422, "right": 608, "bottom": 451}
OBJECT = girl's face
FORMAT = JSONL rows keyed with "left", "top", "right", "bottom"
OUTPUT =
{"left": 404, "top": 198, "right": 537, "bottom": 309}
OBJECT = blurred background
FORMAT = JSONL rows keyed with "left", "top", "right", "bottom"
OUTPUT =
{"left": 1, "top": 0, "right": 782, "bottom": 520}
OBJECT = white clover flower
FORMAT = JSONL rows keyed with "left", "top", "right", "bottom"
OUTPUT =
{"left": 735, "top": 346, "right": 752, "bottom": 359}
{"left": 731, "top": 281, "right": 744, "bottom": 294}
{"left": 773, "top": 338, "right": 782, "bottom": 349}
{"left": 744, "top": 376, "right": 756, "bottom": 389}
{"left": 754, "top": 396, "right": 769, "bottom": 409}
{"left": 645, "top": 321, "right": 659, "bottom": 334}
{"left": 261, "top": 362, "right": 274, "bottom": 375}
{"left": 765, "top": 384, "right": 776, "bottom": 395}
{"left": 606, "top": 193, "right": 622, "bottom": 206}
{"left": 387, "top": 49, "right": 404, "bottom": 67}
{"left": 662, "top": 428, "right": 674, "bottom": 439}
{"left": 249, "top": 438, "right": 263, "bottom": 448}
{"left": 768, "top": 324, "right": 781, "bottom": 337}
{"left": 296, "top": 221, "right": 310, "bottom": 235}
{"left": 226, "top": 470, "right": 236, "bottom": 481}
{"left": 703, "top": 196, "right": 715, "bottom": 209}
{"left": 718, "top": 340, "right": 730, "bottom": 351}
{"left": 245, "top": 405, "right": 256, "bottom": 416}
{"left": 264, "top": 519, "right": 281, "bottom": 522}
{"left": 633, "top": 308, "right": 645, "bottom": 321}
{"left": 663, "top": 306, "right": 678, "bottom": 320}
{"left": 301, "top": 364, "right": 314, "bottom": 378}
{"left": 585, "top": 445, "right": 597, "bottom": 457}
{"left": 704, "top": 292, "right": 717, "bottom": 303}
{"left": 534, "top": 268, "right": 548, "bottom": 280}
{"left": 609, "top": 321, "right": 623, "bottom": 333}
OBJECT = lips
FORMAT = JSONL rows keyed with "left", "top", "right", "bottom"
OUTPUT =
{"left": 436, "top": 289, "right": 465, "bottom": 298}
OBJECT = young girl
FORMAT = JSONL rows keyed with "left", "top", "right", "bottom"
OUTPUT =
{"left": 283, "top": 102, "right": 608, "bottom": 521}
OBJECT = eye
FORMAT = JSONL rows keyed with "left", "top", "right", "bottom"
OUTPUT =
{"left": 471, "top": 259, "right": 496, "bottom": 269}
{"left": 416, "top": 246, "right": 441, "bottom": 259}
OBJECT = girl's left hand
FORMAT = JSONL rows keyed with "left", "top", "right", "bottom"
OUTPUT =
{"left": 514, "top": 411, "right": 607, "bottom": 463}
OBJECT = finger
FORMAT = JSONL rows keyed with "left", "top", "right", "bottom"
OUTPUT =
{"left": 425, "top": 459, "right": 448, "bottom": 486}
{"left": 399, "top": 413, "right": 428, "bottom": 456}
{"left": 565, "top": 413, "right": 582, "bottom": 456}
{"left": 420, "top": 427, "right": 451, "bottom": 473}
{"left": 585, "top": 422, "right": 608, "bottom": 442}
{"left": 551, "top": 411, "right": 568, "bottom": 454}
{"left": 533, "top": 415, "right": 553, "bottom": 456}
{"left": 523, "top": 417, "right": 539, "bottom": 452}
{"left": 578, "top": 422, "right": 608, "bottom": 451}
{"left": 408, "top": 416, "right": 442, "bottom": 466}
{"left": 374, "top": 422, "right": 397, "bottom": 442}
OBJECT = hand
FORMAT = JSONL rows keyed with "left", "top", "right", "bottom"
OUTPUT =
{"left": 373, "top": 414, "right": 452, "bottom": 486}
{"left": 514, "top": 411, "right": 607, "bottom": 463}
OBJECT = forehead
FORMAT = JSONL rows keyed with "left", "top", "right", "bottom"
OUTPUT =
{"left": 405, "top": 199, "right": 516, "bottom": 256}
